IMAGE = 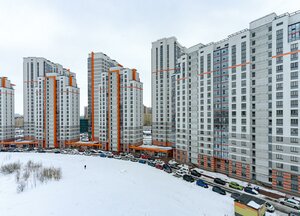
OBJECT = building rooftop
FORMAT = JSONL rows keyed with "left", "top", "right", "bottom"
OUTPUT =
{"left": 235, "top": 194, "right": 265, "bottom": 210}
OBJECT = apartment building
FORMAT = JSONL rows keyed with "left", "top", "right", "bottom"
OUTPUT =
{"left": 24, "top": 57, "right": 80, "bottom": 148}
{"left": 87, "top": 52, "right": 119, "bottom": 141}
{"left": 0, "top": 77, "right": 15, "bottom": 141}
{"left": 98, "top": 66, "right": 143, "bottom": 152}
{"left": 151, "top": 37, "right": 185, "bottom": 147}
{"left": 155, "top": 11, "right": 300, "bottom": 195}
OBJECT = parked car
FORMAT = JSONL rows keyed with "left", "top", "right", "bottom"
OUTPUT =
{"left": 147, "top": 161, "right": 156, "bottom": 167}
{"left": 130, "top": 158, "right": 138, "bottom": 162}
{"left": 178, "top": 165, "right": 189, "bottom": 173}
{"left": 155, "top": 164, "right": 163, "bottom": 170}
{"left": 196, "top": 179, "right": 208, "bottom": 188}
{"left": 214, "top": 178, "right": 226, "bottom": 186}
{"left": 244, "top": 187, "right": 258, "bottom": 195}
{"left": 229, "top": 182, "right": 243, "bottom": 190}
{"left": 140, "top": 154, "right": 150, "bottom": 159}
{"left": 163, "top": 164, "right": 172, "bottom": 173}
{"left": 138, "top": 159, "right": 147, "bottom": 164}
{"left": 37, "top": 149, "right": 46, "bottom": 153}
{"left": 230, "top": 193, "right": 241, "bottom": 200}
{"left": 212, "top": 186, "right": 226, "bottom": 195}
{"left": 289, "top": 212, "right": 300, "bottom": 216}
{"left": 113, "top": 155, "right": 122, "bottom": 159}
{"left": 265, "top": 202, "right": 275, "bottom": 213}
{"left": 191, "top": 170, "right": 201, "bottom": 178}
{"left": 183, "top": 174, "right": 194, "bottom": 183}
{"left": 175, "top": 169, "right": 188, "bottom": 177}
{"left": 99, "top": 153, "right": 107, "bottom": 158}
{"left": 170, "top": 164, "right": 179, "bottom": 170}
{"left": 279, "top": 198, "right": 300, "bottom": 210}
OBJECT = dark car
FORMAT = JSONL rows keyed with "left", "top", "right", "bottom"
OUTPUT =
{"left": 191, "top": 170, "right": 201, "bottom": 178}
{"left": 214, "top": 178, "right": 226, "bottom": 185}
{"left": 99, "top": 153, "right": 107, "bottom": 158}
{"left": 230, "top": 193, "right": 241, "bottom": 200}
{"left": 244, "top": 187, "right": 258, "bottom": 195}
{"left": 130, "top": 158, "right": 138, "bottom": 162}
{"left": 183, "top": 174, "right": 195, "bottom": 183}
{"left": 212, "top": 186, "right": 226, "bottom": 195}
{"left": 147, "top": 161, "right": 156, "bottom": 167}
{"left": 138, "top": 159, "right": 146, "bottom": 164}
{"left": 163, "top": 164, "right": 172, "bottom": 173}
{"left": 37, "top": 149, "right": 46, "bottom": 153}
{"left": 196, "top": 179, "right": 208, "bottom": 188}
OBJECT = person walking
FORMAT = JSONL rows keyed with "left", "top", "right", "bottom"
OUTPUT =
{"left": 84, "top": 165, "right": 86, "bottom": 169}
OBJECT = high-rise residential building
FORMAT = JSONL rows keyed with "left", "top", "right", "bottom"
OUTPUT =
{"left": 87, "top": 52, "right": 119, "bottom": 141}
{"left": 155, "top": 11, "right": 300, "bottom": 195}
{"left": 98, "top": 66, "right": 143, "bottom": 151}
{"left": 23, "top": 58, "right": 46, "bottom": 140}
{"left": 151, "top": 37, "right": 185, "bottom": 147}
{"left": 23, "top": 57, "right": 80, "bottom": 148}
{"left": 0, "top": 77, "right": 15, "bottom": 141}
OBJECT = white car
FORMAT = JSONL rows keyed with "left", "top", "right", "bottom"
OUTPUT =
{"left": 113, "top": 155, "right": 122, "bottom": 159}
{"left": 265, "top": 202, "right": 275, "bottom": 213}
{"left": 175, "top": 169, "right": 189, "bottom": 177}
{"left": 279, "top": 198, "right": 300, "bottom": 209}
{"left": 168, "top": 159, "right": 178, "bottom": 166}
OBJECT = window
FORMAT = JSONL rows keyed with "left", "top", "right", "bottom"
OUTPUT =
{"left": 291, "top": 62, "right": 298, "bottom": 70}
{"left": 288, "top": 22, "right": 300, "bottom": 42}
{"left": 291, "top": 156, "right": 298, "bottom": 162}
{"left": 291, "top": 147, "right": 298, "bottom": 153}
{"left": 276, "top": 145, "right": 283, "bottom": 151}
{"left": 291, "top": 166, "right": 298, "bottom": 172}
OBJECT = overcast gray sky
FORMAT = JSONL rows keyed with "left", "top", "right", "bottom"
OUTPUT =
{"left": 0, "top": 0, "right": 298, "bottom": 115}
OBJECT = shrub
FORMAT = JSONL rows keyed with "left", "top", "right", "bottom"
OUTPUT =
{"left": 0, "top": 162, "right": 21, "bottom": 174}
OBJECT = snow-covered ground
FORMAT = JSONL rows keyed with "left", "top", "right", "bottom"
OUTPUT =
{"left": 0, "top": 153, "right": 234, "bottom": 216}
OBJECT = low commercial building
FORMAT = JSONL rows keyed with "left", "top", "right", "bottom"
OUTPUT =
{"left": 234, "top": 194, "right": 266, "bottom": 216}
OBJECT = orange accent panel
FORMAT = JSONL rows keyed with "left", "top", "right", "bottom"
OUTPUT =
{"left": 117, "top": 72, "right": 121, "bottom": 152}
{"left": 65, "top": 141, "right": 102, "bottom": 148}
{"left": 69, "top": 76, "right": 73, "bottom": 86}
{"left": 1, "top": 77, "right": 6, "bottom": 88}
{"left": 198, "top": 61, "right": 251, "bottom": 76}
{"left": 91, "top": 52, "right": 95, "bottom": 141}
{"left": 52, "top": 77, "right": 57, "bottom": 148}
{"left": 152, "top": 68, "right": 178, "bottom": 74}
{"left": 272, "top": 49, "right": 300, "bottom": 58}
{"left": 129, "top": 145, "right": 173, "bottom": 154}
{"left": 43, "top": 78, "right": 47, "bottom": 148}
{"left": 107, "top": 70, "right": 111, "bottom": 151}
{"left": 132, "top": 69, "right": 137, "bottom": 81}
{"left": 176, "top": 77, "right": 188, "bottom": 81}
{"left": 152, "top": 140, "right": 173, "bottom": 147}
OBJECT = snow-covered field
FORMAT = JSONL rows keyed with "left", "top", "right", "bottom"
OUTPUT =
{"left": 0, "top": 153, "right": 234, "bottom": 216}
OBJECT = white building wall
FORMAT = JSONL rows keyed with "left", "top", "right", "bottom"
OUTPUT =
{"left": 0, "top": 77, "right": 15, "bottom": 141}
